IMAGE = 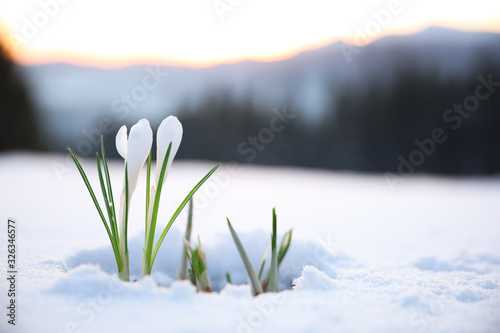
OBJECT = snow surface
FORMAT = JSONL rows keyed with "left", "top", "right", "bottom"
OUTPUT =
{"left": 1, "top": 153, "right": 500, "bottom": 332}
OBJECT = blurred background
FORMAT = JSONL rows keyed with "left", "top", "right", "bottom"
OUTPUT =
{"left": 1, "top": 0, "right": 499, "bottom": 174}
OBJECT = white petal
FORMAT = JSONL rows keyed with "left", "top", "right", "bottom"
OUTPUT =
{"left": 115, "top": 125, "right": 128, "bottom": 159}
{"left": 156, "top": 116, "right": 183, "bottom": 184}
{"left": 126, "top": 119, "right": 153, "bottom": 195}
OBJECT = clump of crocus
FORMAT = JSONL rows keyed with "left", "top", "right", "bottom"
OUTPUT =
{"left": 227, "top": 208, "right": 292, "bottom": 295}
{"left": 69, "top": 116, "right": 219, "bottom": 281}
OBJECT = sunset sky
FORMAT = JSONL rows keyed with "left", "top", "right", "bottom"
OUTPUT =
{"left": 0, "top": 0, "right": 499, "bottom": 68}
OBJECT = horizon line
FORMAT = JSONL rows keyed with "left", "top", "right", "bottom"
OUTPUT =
{"left": 8, "top": 25, "right": 499, "bottom": 70}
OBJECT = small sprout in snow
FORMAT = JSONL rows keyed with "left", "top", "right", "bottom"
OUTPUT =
{"left": 183, "top": 236, "right": 211, "bottom": 292}
{"left": 227, "top": 208, "right": 292, "bottom": 294}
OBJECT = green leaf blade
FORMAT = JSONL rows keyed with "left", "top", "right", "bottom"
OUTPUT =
{"left": 178, "top": 199, "right": 194, "bottom": 280}
{"left": 68, "top": 148, "right": 122, "bottom": 269}
{"left": 268, "top": 207, "right": 278, "bottom": 292}
{"left": 227, "top": 218, "right": 263, "bottom": 295}
{"left": 101, "top": 136, "right": 119, "bottom": 245}
{"left": 146, "top": 143, "right": 172, "bottom": 263}
{"left": 150, "top": 163, "right": 220, "bottom": 268}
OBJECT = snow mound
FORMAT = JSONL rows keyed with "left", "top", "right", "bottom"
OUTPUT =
{"left": 64, "top": 230, "right": 353, "bottom": 291}
{"left": 292, "top": 266, "right": 337, "bottom": 291}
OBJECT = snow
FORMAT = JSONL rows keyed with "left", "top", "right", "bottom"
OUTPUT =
{"left": 1, "top": 152, "right": 499, "bottom": 332}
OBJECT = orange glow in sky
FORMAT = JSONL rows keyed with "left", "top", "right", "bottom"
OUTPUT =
{"left": 0, "top": 0, "right": 499, "bottom": 68}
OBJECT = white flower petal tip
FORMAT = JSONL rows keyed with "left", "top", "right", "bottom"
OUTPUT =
{"left": 156, "top": 116, "right": 183, "bottom": 184}
{"left": 116, "top": 125, "right": 128, "bottom": 159}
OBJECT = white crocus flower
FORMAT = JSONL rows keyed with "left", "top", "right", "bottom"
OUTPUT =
{"left": 143, "top": 116, "right": 183, "bottom": 276}
{"left": 115, "top": 119, "right": 153, "bottom": 280}
{"left": 116, "top": 119, "right": 153, "bottom": 196}
{"left": 145, "top": 116, "right": 183, "bottom": 214}
{"left": 155, "top": 116, "right": 183, "bottom": 184}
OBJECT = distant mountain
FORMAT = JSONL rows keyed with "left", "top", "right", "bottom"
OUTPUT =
{"left": 16, "top": 26, "right": 500, "bottom": 152}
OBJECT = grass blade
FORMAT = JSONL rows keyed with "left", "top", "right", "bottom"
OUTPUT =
{"left": 261, "top": 229, "right": 292, "bottom": 291}
{"left": 146, "top": 143, "right": 172, "bottom": 263}
{"left": 96, "top": 153, "right": 120, "bottom": 255}
{"left": 68, "top": 148, "right": 122, "bottom": 269}
{"left": 150, "top": 163, "right": 220, "bottom": 268}
{"left": 268, "top": 208, "right": 278, "bottom": 292}
{"left": 227, "top": 218, "right": 263, "bottom": 295}
{"left": 178, "top": 199, "right": 193, "bottom": 280}
{"left": 100, "top": 136, "right": 118, "bottom": 244}
{"left": 96, "top": 153, "right": 112, "bottom": 227}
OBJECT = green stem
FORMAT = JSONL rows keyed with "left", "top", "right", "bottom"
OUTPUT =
{"left": 178, "top": 199, "right": 193, "bottom": 280}
{"left": 145, "top": 151, "right": 151, "bottom": 242}
{"left": 118, "top": 250, "right": 129, "bottom": 281}
{"left": 118, "top": 183, "right": 130, "bottom": 281}
{"left": 141, "top": 248, "right": 149, "bottom": 278}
